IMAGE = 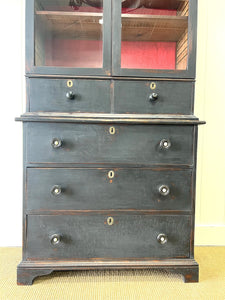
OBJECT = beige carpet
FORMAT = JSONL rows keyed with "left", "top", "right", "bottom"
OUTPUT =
{"left": 0, "top": 247, "right": 224, "bottom": 300}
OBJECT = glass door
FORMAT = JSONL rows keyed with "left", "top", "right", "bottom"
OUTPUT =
{"left": 112, "top": 0, "right": 197, "bottom": 78}
{"left": 26, "top": 0, "right": 111, "bottom": 75}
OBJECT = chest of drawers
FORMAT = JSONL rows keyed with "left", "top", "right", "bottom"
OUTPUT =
{"left": 17, "top": 0, "right": 204, "bottom": 285}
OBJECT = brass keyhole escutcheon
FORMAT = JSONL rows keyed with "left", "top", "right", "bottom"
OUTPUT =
{"left": 150, "top": 82, "right": 156, "bottom": 90}
{"left": 109, "top": 126, "right": 116, "bottom": 135}
{"left": 108, "top": 170, "right": 115, "bottom": 179}
{"left": 107, "top": 217, "right": 114, "bottom": 226}
{"left": 67, "top": 80, "right": 73, "bottom": 88}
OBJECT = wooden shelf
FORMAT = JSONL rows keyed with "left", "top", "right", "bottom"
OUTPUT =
{"left": 36, "top": 11, "right": 103, "bottom": 39}
{"left": 122, "top": 14, "right": 188, "bottom": 42}
{"left": 36, "top": 10, "right": 103, "bottom": 23}
{"left": 36, "top": 11, "right": 187, "bottom": 42}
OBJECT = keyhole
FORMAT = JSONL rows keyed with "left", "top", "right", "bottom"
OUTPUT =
{"left": 67, "top": 80, "right": 73, "bottom": 88}
{"left": 150, "top": 82, "right": 156, "bottom": 90}
{"left": 108, "top": 170, "right": 115, "bottom": 179}
{"left": 109, "top": 127, "right": 116, "bottom": 135}
{"left": 107, "top": 217, "right": 114, "bottom": 226}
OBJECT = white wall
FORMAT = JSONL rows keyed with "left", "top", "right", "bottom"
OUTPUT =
{"left": 0, "top": 0, "right": 25, "bottom": 246}
{"left": 195, "top": 0, "right": 225, "bottom": 245}
{"left": 0, "top": 0, "right": 224, "bottom": 246}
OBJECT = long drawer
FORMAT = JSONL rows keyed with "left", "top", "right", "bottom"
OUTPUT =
{"left": 114, "top": 80, "right": 194, "bottom": 114}
{"left": 26, "top": 168, "right": 193, "bottom": 211}
{"left": 25, "top": 214, "right": 191, "bottom": 260}
{"left": 28, "top": 78, "right": 111, "bottom": 113}
{"left": 25, "top": 123, "right": 194, "bottom": 165}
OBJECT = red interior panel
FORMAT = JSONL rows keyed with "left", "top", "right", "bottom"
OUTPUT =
{"left": 44, "top": 8, "right": 177, "bottom": 69}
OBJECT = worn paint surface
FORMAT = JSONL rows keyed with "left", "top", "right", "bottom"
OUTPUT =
{"left": 17, "top": 0, "right": 202, "bottom": 285}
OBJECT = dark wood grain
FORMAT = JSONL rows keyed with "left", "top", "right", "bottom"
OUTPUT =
{"left": 17, "top": 266, "right": 53, "bottom": 285}
{"left": 114, "top": 80, "right": 194, "bottom": 114}
{"left": 25, "top": 214, "right": 191, "bottom": 260}
{"left": 18, "top": 0, "right": 201, "bottom": 286}
{"left": 25, "top": 75, "right": 195, "bottom": 81}
{"left": 16, "top": 112, "right": 205, "bottom": 125}
{"left": 24, "top": 122, "right": 195, "bottom": 165}
{"left": 17, "top": 257, "right": 199, "bottom": 284}
{"left": 26, "top": 167, "right": 193, "bottom": 211}
{"left": 28, "top": 78, "right": 111, "bottom": 113}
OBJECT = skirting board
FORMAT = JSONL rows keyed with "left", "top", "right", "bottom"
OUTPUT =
{"left": 195, "top": 225, "right": 225, "bottom": 246}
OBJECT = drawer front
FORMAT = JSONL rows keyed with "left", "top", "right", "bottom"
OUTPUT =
{"left": 114, "top": 81, "right": 194, "bottom": 114}
{"left": 26, "top": 168, "right": 192, "bottom": 211}
{"left": 26, "top": 123, "right": 194, "bottom": 165}
{"left": 28, "top": 78, "right": 111, "bottom": 113}
{"left": 26, "top": 214, "right": 191, "bottom": 259}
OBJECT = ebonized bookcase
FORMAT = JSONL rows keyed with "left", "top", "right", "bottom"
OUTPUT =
{"left": 16, "top": 0, "right": 205, "bottom": 285}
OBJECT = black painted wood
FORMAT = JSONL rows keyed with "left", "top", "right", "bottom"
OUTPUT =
{"left": 17, "top": 259, "right": 199, "bottom": 285}
{"left": 112, "top": 0, "right": 197, "bottom": 78}
{"left": 26, "top": 168, "right": 193, "bottom": 211}
{"left": 25, "top": 122, "right": 194, "bottom": 165}
{"left": 28, "top": 78, "right": 111, "bottom": 113}
{"left": 28, "top": 79, "right": 194, "bottom": 114}
{"left": 16, "top": 113, "right": 205, "bottom": 125}
{"left": 17, "top": 267, "right": 53, "bottom": 285}
{"left": 114, "top": 80, "right": 194, "bottom": 114}
{"left": 25, "top": 214, "right": 191, "bottom": 260}
{"left": 17, "top": 0, "right": 202, "bottom": 285}
{"left": 26, "top": 0, "right": 112, "bottom": 76}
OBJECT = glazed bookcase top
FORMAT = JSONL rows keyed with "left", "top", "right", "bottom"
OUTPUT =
{"left": 26, "top": 0, "right": 197, "bottom": 78}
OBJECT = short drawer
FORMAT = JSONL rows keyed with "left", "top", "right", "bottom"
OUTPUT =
{"left": 25, "top": 123, "right": 194, "bottom": 165}
{"left": 25, "top": 214, "right": 191, "bottom": 260}
{"left": 28, "top": 78, "right": 111, "bottom": 113}
{"left": 114, "top": 80, "right": 194, "bottom": 114}
{"left": 26, "top": 168, "right": 193, "bottom": 211}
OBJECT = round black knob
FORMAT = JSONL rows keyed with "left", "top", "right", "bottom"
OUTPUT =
{"left": 159, "top": 139, "right": 171, "bottom": 150}
{"left": 157, "top": 233, "right": 168, "bottom": 245}
{"left": 51, "top": 138, "right": 62, "bottom": 149}
{"left": 66, "top": 91, "right": 75, "bottom": 100}
{"left": 51, "top": 185, "right": 62, "bottom": 196}
{"left": 159, "top": 185, "right": 170, "bottom": 196}
{"left": 149, "top": 93, "right": 158, "bottom": 101}
{"left": 50, "top": 234, "right": 61, "bottom": 245}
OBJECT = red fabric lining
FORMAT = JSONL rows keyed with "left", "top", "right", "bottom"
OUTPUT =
{"left": 42, "top": 7, "right": 176, "bottom": 15}
{"left": 45, "top": 39, "right": 103, "bottom": 68}
{"left": 121, "top": 41, "right": 176, "bottom": 69}
{"left": 45, "top": 39, "right": 176, "bottom": 69}
{"left": 122, "top": 8, "right": 177, "bottom": 15}
{"left": 43, "top": 7, "right": 176, "bottom": 69}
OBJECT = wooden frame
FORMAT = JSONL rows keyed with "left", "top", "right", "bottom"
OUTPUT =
{"left": 112, "top": 0, "right": 197, "bottom": 78}
{"left": 17, "top": 259, "right": 199, "bottom": 285}
{"left": 16, "top": 116, "right": 203, "bottom": 284}
{"left": 26, "top": 0, "right": 197, "bottom": 78}
{"left": 26, "top": 0, "right": 112, "bottom": 76}
{"left": 17, "top": 0, "right": 203, "bottom": 285}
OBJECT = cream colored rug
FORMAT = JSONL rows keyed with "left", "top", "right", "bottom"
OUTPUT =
{"left": 0, "top": 247, "right": 224, "bottom": 300}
